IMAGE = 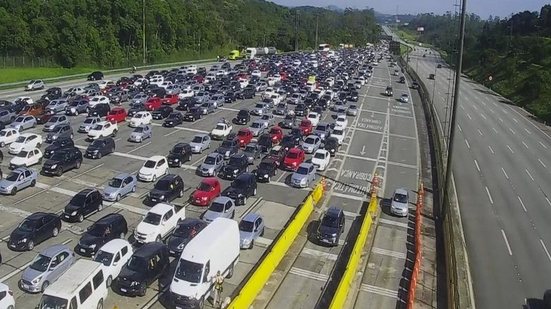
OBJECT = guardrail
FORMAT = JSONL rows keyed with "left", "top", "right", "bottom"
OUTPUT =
{"left": 227, "top": 180, "right": 326, "bottom": 309}
{"left": 407, "top": 182, "right": 425, "bottom": 308}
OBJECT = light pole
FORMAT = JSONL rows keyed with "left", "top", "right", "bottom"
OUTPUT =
{"left": 142, "top": 0, "right": 146, "bottom": 65}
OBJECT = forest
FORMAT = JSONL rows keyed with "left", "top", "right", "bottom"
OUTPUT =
{"left": 0, "top": 0, "right": 379, "bottom": 68}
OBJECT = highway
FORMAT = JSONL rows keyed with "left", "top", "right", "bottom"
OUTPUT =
{"left": 387, "top": 26, "right": 551, "bottom": 308}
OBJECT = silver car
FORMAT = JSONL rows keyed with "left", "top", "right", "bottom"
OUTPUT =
{"left": 25, "top": 79, "right": 45, "bottom": 91}
{"left": 209, "top": 94, "right": 224, "bottom": 108}
{"left": 190, "top": 134, "right": 211, "bottom": 153}
{"left": 243, "top": 143, "right": 262, "bottom": 164}
{"left": 290, "top": 163, "right": 317, "bottom": 188}
{"left": 301, "top": 135, "right": 322, "bottom": 154}
{"left": 19, "top": 244, "right": 76, "bottom": 293}
{"left": 199, "top": 102, "right": 216, "bottom": 115}
{"left": 239, "top": 213, "right": 265, "bottom": 249}
{"left": 102, "top": 173, "right": 137, "bottom": 202}
{"left": 131, "top": 93, "right": 149, "bottom": 105}
{"left": 45, "top": 99, "right": 68, "bottom": 113}
{"left": 249, "top": 120, "right": 265, "bottom": 137}
{"left": 202, "top": 196, "right": 235, "bottom": 222}
{"left": 9, "top": 115, "right": 36, "bottom": 132}
{"left": 45, "top": 124, "right": 73, "bottom": 143}
{"left": 347, "top": 104, "right": 358, "bottom": 116}
{"left": 251, "top": 103, "right": 267, "bottom": 116}
{"left": 259, "top": 113, "right": 275, "bottom": 128}
{"left": 390, "top": 188, "right": 409, "bottom": 217}
{"left": 0, "top": 167, "right": 38, "bottom": 195}
{"left": 78, "top": 116, "right": 101, "bottom": 133}
{"left": 0, "top": 109, "right": 16, "bottom": 125}
{"left": 128, "top": 124, "right": 152, "bottom": 143}
{"left": 165, "top": 85, "right": 181, "bottom": 95}
{"left": 313, "top": 123, "right": 332, "bottom": 141}
{"left": 196, "top": 153, "right": 224, "bottom": 177}
{"left": 42, "top": 115, "right": 70, "bottom": 132}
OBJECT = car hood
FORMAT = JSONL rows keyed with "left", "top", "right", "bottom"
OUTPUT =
{"left": 43, "top": 158, "right": 62, "bottom": 167}
{"left": 216, "top": 146, "right": 231, "bottom": 154}
{"left": 239, "top": 230, "right": 255, "bottom": 242}
{"left": 391, "top": 200, "right": 408, "bottom": 210}
{"left": 223, "top": 187, "right": 242, "bottom": 199}
{"left": 199, "top": 163, "right": 216, "bottom": 171}
{"left": 139, "top": 167, "right": 155, "bottom": 175}
{"left": 86, "top": 145, "right": 103, "bottom": 152}
{"left": 318, "top": 224, "right": 338, "bottom": 236}
{"left": 189, "top": 142, "right": 203, "bottom": 148}
{"left": 45, "top": 144, "right": 65, "bottom": 152}
{"left": 79, "top": 233, "right": 105, "bottom": 247}
{"left": 64, "top": 204, "right": 82, "bottom": 213}
{"left": 0, "top": 179, "right": 17, "bottom": 189}
{"left": 191, "top": 189, "right": 211, "bottom": 200}
{"left": 221, "top": 164, "right": 240, "bottom": 173}
{"left": 9, "top": 142, "right": 24, "bottom": 149}
{"left": 256, "top": 166, "right": 272, "bottom": 176}
{"left": 130, "top": 132, "right": 145, "bottom": 138}
{"left": 21, "top": 266, "right": 45, "bottom": 283}
{"left": 203, "top": 210, "right": 223, "bottom": 222}
{"left": 149, "top": 188, "right": 168, "bottom": 198}
{"left": 291, "top": 173, "right": 307, "bottom": 182}
{"left": 10, "top": 229, "right": 32, "bottom": 242}
{"left": 103, "top": 185, "right": 120, "bottom": 196}
{"left": 167, "top": 235, "right": 190, "bottom": 251}
{"left": 118, "top": 266, "right": 146, "bottom": 282}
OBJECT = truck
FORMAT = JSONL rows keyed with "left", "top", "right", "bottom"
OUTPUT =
{"left": 210, "top": 121, "right": 233, "bottom": 140}
{"left": 134, "top": 203, "right": 186, "bottom": 244}
{"left": 228, "top": 50, "right": 242, "bottom": 60}
{"left": 245, "top": 47, "right": 277, "bottom": 59}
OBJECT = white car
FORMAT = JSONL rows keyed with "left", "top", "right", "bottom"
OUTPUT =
{"left": 87, "top": 121, "right": 118, "bottom": 140}
{"left": 311, "top": 149, "right": 331, "bottom": 171}
{"left": 9, "top": 133, "right": 42, "bottom": 155}
{"left": 138, "top": 155, "right": 168, "bottom": 182}
{"left": 97, "top": 80, "right": 113, "bottom": 90}
{"left": 0, "top": 128, "right": 20, "bottom": 147}
{"left": 400, "top": 94, "right": 410, "bottom": 103}
{"left": 134, "top": 203, "right": 186, "bottom": 243}
{"left": 0, "top": 283, "right": 15, "bottom": 309}
{"left": 210, "top": 122, "right": 233, "bottom": 140}
{"left": 94, "top": 239, "right": 133, "bottom": 287}
{"left": 10, "top": 148, "right": 43, "bottom": 169}
{"left": 331, "top": 126, "right": 346, "bottom": 145}
{"left": 335, "top": 115, "right": 348, "bottom": 128}
{"left": 128, "top": 111, "right": 152, "bottom": 127}
{"left": 89, "top": 95, "right": 110, "bottom": 107}
{"left": 178, "top": 89, "right": 194, "bottom": 99}
{"left": 15, "top": 96, "right": 33, "bottom": 105}
{"left": 251, "top": 70, "right": 261, "bottom": 78}
{"left": 301, "top": 135, "right": 322, "bottom": 154}
{"left": 306, "top": 112, "right": 321, "bottom": 127}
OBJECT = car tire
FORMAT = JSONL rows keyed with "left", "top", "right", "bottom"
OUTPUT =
{"left": 97, "top": 152, "right": 102, "bottom": 159}
{"left": 253, "top": 188, "right": 257, "bottom": 196}
{"left": 112, "top": 129, "right": 118, "bottom": 137}
{"left": 267, "top": 176, "right": 271, "bottom": 183}
{"left": 27, "top": 240, "right": 34, "bottom": 251}
{"left": 0, "top": 142, "right": 4, "bottom": 147}
{"left": 227, "top": 262, "right": 235, "bottom": 278}
{"left": 78, "top": 214, "right": 84, "bottom": 223}
{"left": 31, "top": 179, "right": 36, "bottom": 187}
{"left": 106, "top": 276, "right": 113, "bottom": 287}
{"left": 119, "top": 232, "right": 125, "bottom": 239}
{"left": 10, "top": 187, "right": 17, "bottom": 195}
{"left": 41, "top": 281, "right": 49, "bottom": 292}
{"left": 97, "top": 299, "right": 103, "bottom": 309}
{"left": 198, "top": 297, "right": 205, "bottom": 309}
{"left": 131, "top": 186, "right": 136, "bottom": 193}
{"left": 115, "top": 194, "right": 121, "bottom": 202}
{"left": 242, "top": 196, "right": 247, "bottom": 205}
{"left": 75, "top": 160, "right": 82, "bottom": 169}
{"left": 152, "top": 175, "right": 157, "bottom": 182}
{"left": 52, "top": 227, "right": 59, "bottom": 237}
{"left": 111, "top": 147, "right": 115, "bottom": 154}
{"left": 179, "top": 190, "right": 184, "bottom": 198}
{"left": 249, "top": 240, "right": 255, "bottom": 249}
{"left": 260, "top": 227, "right": 265, "bottom": 237}
{"left": 36, "top": 142, "right": 41, "bottom": 148}
{"left": 56, "top": 167, "right": 63, "bottom": 176}
{"left": 231, "top": 211, "right": 235, "bottom": 219}
{"left": 156, "top": 235, "right": 162, "bottom": 242}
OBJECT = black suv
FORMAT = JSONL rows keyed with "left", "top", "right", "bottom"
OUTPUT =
{"left": 62, "top": 188, "right": 103, "bottom": 222}
{"left": 88, "top": 103, "right": 111, "bottom": 117}
{"left": 233, "top": 109, "right": 250, "bottom": 125}
{"left": 278, "top": 114, "right": 296, "bottom": 129}
{"left": 113, "top": 242, "right": 169, "bottom": 297}
{"left": 167, "top": 143, "right": 192, "bottom": 167}
{"left": 295, "top": 103, "right": 308, "bottom": 117}
{"left": 163, "top": 112, "right": 184, "bottom": 127}
{"left": 75, "top": 213, "right": 128, "bottom": 257}
{"left": 148, "top": 174, "right": 184, "bottom": 204}
{"left": 152, "top": 106, "right": 173, "bottom": 120}
{"left": 166, "top": 218, "right": 208, "bottom": 256}
{"left": 85, "top": 137, "right": 115, "bottom": 159}
{"left": 222, "top": 172, "right": 257, "bottom": 205}
{"left": 216, "top": 139, "right": 239, "bottom": 160}
{"left": 257, "top": 133, "right": 273, "bottom": 153}
{"left": 315, "top": 207, "right": 345, "bottom": 247}
{"left": 218, "top": 153, "right": 248, "bottom": 180}
{"left": 8, "top": 212, "right": 61, "bottom": 251}
{"left": 41, "top": 147, "right": 83, "bottom": 176}
{"left": 254, "top": 159, "right": 278, "bottom": 183}
{"left": 324, "top": 137, "right": 340, "bottom": 157}
{"left": 184, "top": 106, "right": 202, "bottom": 122}
{"left": 87, "top": 71, "right": 104, "bottom": 81}
{"left": 44, "top": 137, "right": 74, "bottom": 159}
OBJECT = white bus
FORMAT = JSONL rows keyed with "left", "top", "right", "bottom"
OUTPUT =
{"left": 318, "top": 43, "right": 330, "bottom": 52}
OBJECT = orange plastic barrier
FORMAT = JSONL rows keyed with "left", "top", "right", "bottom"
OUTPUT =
{"left": 407, "top": 182, "right": 424, "bottom": 309}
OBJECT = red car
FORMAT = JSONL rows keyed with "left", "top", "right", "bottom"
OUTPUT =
{"left": 190, "top": 178, "right": 221, "bottom": 206}
{"left": 269, "top": 126, "right": 283, "bottom": 145}
{"left": 237, "top": 128, "right": 254, "bottom": 147}
{"left": 144, "top": 97, "right": 162, "bottom": 111}
{"left": 106, "top": 107, "right": 127, "bottom": 123}
{"left": 193, "top": 75, "right": 204, "bottom": 84}
{"left": 161, "top": 94, "right": 179, "bottom": 105}
{"left": 298, "top": 119, "right": 313, "bottom": 136}
{"left": 282, "top": 148, "right": 305, "bottom": 171}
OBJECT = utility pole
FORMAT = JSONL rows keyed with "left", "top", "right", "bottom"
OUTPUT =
{"left": 442, "top": 0, "right": 467, "bottom": 217}
{"left": 142, "top": 0, "right": 146, "bottom": 64}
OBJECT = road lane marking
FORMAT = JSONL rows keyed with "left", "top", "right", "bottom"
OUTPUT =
{"left": 513, "top": 118, "right": 519, "bottom": 123}
{"left": 477, "top": 129, "right": 483, "bottom": 136}
{"left": 488, "top": 146, "right": 495, "bottom": 154}
{"left": 465, "top": 139, "right": 470, "bottom": 149}
{"left": 517, "top": 196, "right": 527, "bottom": 212}
{"left": 501, "top": 229, "right": 513, "bottom": 256}
{"left": 330, "top": 192, "right": 364, "bottom": 201}
{"left": 372, "top": 247, "right": 406, "bottom": 259}
{"left": 506, "top": 145, "right": 514, "bottom": 154}
{"left": 499, "top": 117, "right": 504, "bottom": 123}
{"left": 301, "top": 247, "right": 338, "bottom": 261}
{"left": 522, "top": 141, "right": 529, "bottom": 149}
{"left": 501, "top": 167, "right": 509, "bottom": 180}
{"left": 526, "top": 169, "right": 535, "bottom": 181}
{"left": 539, "top": 141, "right": 548, "bottom": 149}
{"left": 289, "top": 267, "right": 329, "bottom": 282}
{"left": 525, "top": 128, "right": 532, "bottom": 134}
{"left": 127, "top": 141, "right": 151, "bottom": 154}
{"left": 480, "top": 113, "right": 487, "bottom": 120}
{"left": 466, "top": 113, "right": 472, "bottom": 120}
{"left": 359, "top": 283, "right": 398, "bottom": 299}
{"left": 538, "top": 158, "right": 547, "bottom": 168}
{"left": 458, "top": 124, "right": 462, "bottom": 132}
{"left": 509, "top": 127, "right": 516, "bottom": 135}
{"left": 379, "top": 218, "right": 410, "bottom": 229}
{"left": 541, "top": 239, "right": 551, "bottom": 262}
{"left": 546, "top": 197, "right": 551, "bottom": 207}
{"left": 150, "top": 122, "right": 208, "bottom": 133}
{"left": 474, "top": 160, "right": 480, "bottom": 172}
{"left": 492, "top": 127, "right": 498, "bottom": 134}
{"left": 485, "top": 186, "right": 494, "bottom": 204}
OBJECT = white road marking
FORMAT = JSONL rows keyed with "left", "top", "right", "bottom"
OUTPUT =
{"left": 359, "top": 283, "right": 398, "bottom": 299}
{"left": 460, "top": 105, "right": 465, "bottom": 111}
{"left": 539, "top": 141, "right": 548, "bottom": 149}
{"left": 127, "top": 141, "right": 151, "bottom": 154}
{"left": 517, "top": 196, "right": 527, "bottom": 212}
{"left": 465, "top": 139, "right": 471, "bottom": 149}
{"left": 301, "top": 247, "right": 338, "bottom": 261}
{"left": 488, "top": 145, "right": 495, "bottom": 154}
{"left": 522, "top": 141, "right": 529, "bottom": 149}
{"left": 506, "top": 145, "right": 514, "bottom": 154}
{"left": 538, "top": 158, "right": 547, "bottom": 168}
{"left": 501, "top": 167, "right": 509, "bottom": 180}
{"left": 513, "top": 118, "right": 519, "bottom": 123}
{"left": 466, "top": 113, "right": 472, "bottom": 120}
{"left": 526, "top": 169, "right": 535, "bottom": 181}
{"left": 509, "top": 127, "right": 516, "bottom": 135}
{"left": 501, "top": 229, "right": 513, "bottom": 256}
{"left": 474, "top": 159, "right": 481, "bottom": 172}
{"left": 485, "top": 186, "right": 494, "bottom": 204}
{"left": 458, "top": 124, "right": 462, "bottom": 132}
{"left": 525, "top": 128, "right": 532, "bottom": 134}
{"left": 499, "top": 117, "right": 504, "bottom": 123}
{"left": 372, "top": 247, "right": 406, "bottom": 259}
{"left": 379, "top": 218, "right": 409, "bottom": 229}
{"left": 541, "top": 239, "right": 551, "bottom": 262}
{"left": 546, "top": 197, "right": 551, "bottom": 207}
{"left": 492, "top": 127, "right": 498, "bottom": 134}
{"left": 478, "top": 129, "right": 483, "bottom": 136}
{"left": 480, "top": 113, "right": 487, "bottom": 120}
{"left": 289, "top": 267, "right": 329, "bottom": 282}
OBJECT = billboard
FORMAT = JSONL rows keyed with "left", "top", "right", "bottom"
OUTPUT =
{"left": 417, "top": 26, "right": 425, "bottom": 32}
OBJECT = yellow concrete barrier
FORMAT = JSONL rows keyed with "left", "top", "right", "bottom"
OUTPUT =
{"left": 368, "top": 192, "right": 378, "bottom": 216}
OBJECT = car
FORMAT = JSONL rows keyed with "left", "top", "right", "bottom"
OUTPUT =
{"left": 75, "top": 213, "right": 128, "bottom": 257}
{"left": 190, "top": 177, "right": 221, "bottom": 206}
{"left": 87, "top": 120, "right": 118, "bottom": 140}
{"left": 196, "top": 153, "right": 224, "bottom": 178}
{"left": 144, "top": 97, "right": 162, "bottom": 111}
{"left": 134, "top": 203, "right": 186, "bottom": 244}
{"left": 148, "top": 174, "right": 184, "bottom": 204}
{"left": 258, "top": 113, "right": 275, "bottom": 129}
{"left": 166, "top": 219, "right": 208, "bottom": 256}
{"left": 184, "top": 106, "right": 202, "bottom": 121}
{"left": 385, "top": 86, "right": 393, "bottom": 96}
{"left": 22, "top": 103, "right": 47, "bottom": 117}
{"left": 294, "top": 103, "right": 308, "bottom": 117}
{"left": 8, "top": 212, "right": 62, "bottom": 251}
{"left": 313, "top": 123, "right": 332, "bottom": 141}
{"left": 391, "top": 188, "right": 410, "bottom": 217}
{"left": 44, "top": 137, "right": 74, "bottom": 159}
{"left": 8, "top": 133, "right": 42, "bottom": 155}
{"left": 201, "top": 197, "right": 235, "bottom": 223}
{"left": 151, "top": 105, "right": 173, "bottom": 120}
{"left": 290, "top": 162, "right": 317, "bottom": 188}
{"left": 112, "top": 243, "right": 170, "bottom": 297}
{"left": 251, "top": 102, "right": 267, "bottom": 116}
{"left": 301, "top": 134, "right": 322, "bottom": 154}
{"left": 274, "top": 102, "right": 287, "bottom": 115}
{"left": 87, "top": 71, "right": 104, "bottom": 81}
{"left": 19, "top": 245, "right": 76, "bottom": 293}
{"left": 283, "top": 147, "right": 305, "bottom": 171}
{"left": 199, "top": 102, "right": 216, "bottom": 115}
{"left": 129, "top": 111, "right": 153, "bottom": 127}
{"left": 89, "top": 95, "right": 110, "bottom": 108}
{"left": 45, "top": 123, "right": 73, "bottom": 143}
{"left": 167, "top": 143, "right": 192, "bottom": 167}
{"left": 263, "top": 145, "right": 287, "bottom": 166}
{"left": 189, "top": 134, "right": 211, "bottom": 153}
{"left": 138, "top": 155, "right": 169, "bottom": 182}
{"left": 236, "top": 128, "right": 254, "bottom": 147}
{"left": 243, "top": 142, "right": 262, "bottom": 164}
{"left": 61, "top": 188, "right": 104, "bottom": 222}
{"left": 331, "top": 126, "right": 346, "bottom": 145}
{"left": 278, "top": 114, "right": 296, "bottom": 129}
{"left": 41, "top": 147, "right": 83, "bottom": 176}
{"left": 128, "top": 124, "right": 152, "bottom": 143}
{"left": 0, "top": 108, "right": 17, "bottom": 125}
{"left": 306, "top": 112, "right": 321, "bottom": 127}
{"left": 93, "top": 239, "right": 133, "bottom": 287}
{"left": 249, "top": 120, "right": 265, "bottom": 137}
{"left": 161, "top": 94, "right": 179, "bottom": 105}
{"left": 315, "top": 207, "right": 345, "bottom": 246}
{"left": 233, "top": 109, "right": 251, "bottom": 125}
{"left": 221, "top": 172, "right": 257, "bottom": 206}
{"left": 254, "top": 158, "right": 278, "bottom": 183}
{"left": 0, "top": 128, "right": 19, "bottom": 147}
{"left": 324, "top": 136, "right": 340, "bottom": 156}
{"left": 42, "top": 114, "right": 70, "bottom": 132}
{"left": 127, "top": 103, "right": 147, "bottom": 118}
{"left": 26, "top": 79, "right": 45, "bottom": 91}
{"left": 85, "top": 137, "right": 115, "bottom": 159}
{"left": 268, "top": 126, "right": 284, "bottom": 145}
{"left": 210, "top": 121, "right": 233, "bottom": 140}
{"left": 45, "top": 99, "right": 69, "bottom": 114}
{"left": 106, "top": 107, "right": 127, "bottom": 123}
{"left": 102, "top": 173, "right": 137, "bottom": 202}
{"left": 9, "top": 148, "right": 42, "bottom": 169}
{"left": 163, "top": 112, "right": 184, "bottom": 127}
{"left": 400, "top": 93, "right": 410, "bottom": 103}
{"left": 239, "top": 213, "right": 265, "bottom": 249}
{"left": 88, "top": 102, "right": 111, "bottom": 117}
{"left": 298, "top": 119, "right": 313, "bottom": 136}
{"left": 9, "top": 115, "right": 36, "bottom": 132}
{"left": 0, "top": 283, "right": 14, "bottom": 308}
{"left": 335, "top": 114, "right": 348, "bottom": 128}
{"left": 280, "top": 134, "right": 301, "bottom": 151}
{"left": 216, "top": 139, "right": 240, "bottom": 159}
{"left": 219, "top": 153, "right": 249, "bottom": 180}
{"left": 311, "top": 149, "right": 331, "bottom": 171}
{"left": 78, "top": 116, "right": 101, "bottom": 133}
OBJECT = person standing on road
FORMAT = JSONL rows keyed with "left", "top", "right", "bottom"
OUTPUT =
{"left": 213, "top": 270, "right": 224, "bottom": 308}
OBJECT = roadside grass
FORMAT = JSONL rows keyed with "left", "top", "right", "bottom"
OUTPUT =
{"left": 0, "top": 67, "right": 95, "bottom": 84}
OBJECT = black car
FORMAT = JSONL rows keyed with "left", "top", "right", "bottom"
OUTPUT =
{"left": 85, "top": 137, "right": 115, "bottom": 159}
{"left": 166, "top": 218, "right": 207, "bottom": 256}
{"left": 62, "top": 188, "right": 103, "bottom": 222}
{"left": 254, "top": 159, "right": 278, "bottom": 183}
{"left": 324, "top": 136, "right": 340, "bottom": 157}
{"left": 281, "top": 134, "right": 301, "bottom": 151}
{"left": 113, "top": 242, "right": 169, "bottom": 297}
{"left": 218, "top": 153, "right": 248, "bottom": 180}
{"left": 167, "top": 143, "right": 192, "bottom": 167}
{"left": 184, "top": 107, "right": 202, "bottom": 122}
{"left": 41, "top": 87, "right": 63, "bottom": 101}
{"left": 127, "top": 104, "right": 146, "bottom": 117}
{"left": 278, "top": 114, "right": 296, "bottom": 129}
{"left": 163, "top": 112, "right": 184, "bottom": 127}
{"left": 347, "top": 91, "right": 359, "bottom": 102}
{"left": 216, "top": 139, "right": 240, "bottom": 160}
{"left": 257, "top": 133, "right": 273, "bottom": 153}
{"left": 75, "top": 213, "right": 128, "bottom": 257}
{"left": 295, "top": 103, "right": 308, "bottom": 117}
{"left": 148, "top": 174, "right": 184, "bottom": 203}
{"left": 43, "top": 137, "right": 74, "bottom": 159}
{"left": 224, "top": 92, "right": 236, "bottom": 103}
{"left": 87, "top": 71, "right": 104, "bottom": 81}
{"left": 8, "top": 212, "right": 61, "bottom": 251}
{"left": 88, "top": 103, "right": 111, "bottom": 117}
{"left": 152, "top": 106, "right": 173, "bottom": 120}
{"left": 315, "top": 207, "right": 345, "bottom": 246}
{"left": 177, "top": 98, "right": 196, "bottom": 111}
{"left": 222, "top": 172, "right": 257, "bottom": 205}
{"left": 233, "top": 109, "right": 250, "bottom": 125}
{"left": 41, "top": 147, "right": 83, "bottom": 176}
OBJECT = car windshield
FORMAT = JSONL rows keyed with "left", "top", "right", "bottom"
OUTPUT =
{"left": 17, "top": 150, "right": 29, "bottom": 158}
{"left": 239, "top": 220, "right": 255, "bottom": 232}
{"left": 87, "top": 224, "right": 108, "bottom": 237}
{"left": 238, "top": 111, "right": 248, "bottom": 117}
{"left": 173, "top": 224, "right": 199, "bottom": 237}
{"left": 30, "top": 254, "right": 51, "bottom": 272}
{"left": 314, "top": 152, "right": 326, "bottom": 159}
{"left": 143, "top": 213, "right": 162, "bottom": 225}
{"left": 18, "top": 218, "right": 38, "bottom": 232}
{"left": 394, "top": 193, "right": 408, "bottom": 203}
{"left": 315, "top": 125, "right": 326, "bottom": 131}
{"left": 287, "top": 152, "right": 298, "bottom": 159}
{"left": 134, "top": 113, "right": 144, "bottom": 118}
{"left": 198, "top": 182, "right": 213, "bottom": 191}
{"left": 108, "top": 177, "right": 123, "bottom": 188}
{"left": 204, "top": 156, "right": 217, "bottom": 164}
{"left": 238, "top": 130, "right": 248, "bottom": 136}
{"left": 221, "top": 141, "right": 233, "bottom": 148}
{"left": 94, "top": 250, "right": 114, "bottom": 266}
{"left": 296, "top": 167, "right": 309, "bottom": 175}
{"left": 259, "top": 162, "right": 272, "bottom": 170}
{"left": 134, "top": 127, "right": 145, "bottom": 133}
{"left": 321, "top": 214, "right": 339, "bottom": 228}
{"left": 92, "top": 124, "right": 104, "bottom": 130}
{"left": 251, "top": 122, "right": 261, "bottom": 128}
{"left": 144, "top": 160, "right": 156, "bottom": 168}
{"left": 70, "top": 194, "right": 86, "bottom": 205}
{"left": 38, "top": 295, "right": 68, "bottom": 309}
{"left": 215, "top": 124, "right": 225, "bottom": 130}
{"left": 126, "top": 256, "right": 147, "bottom": 271}
{"left": 154, "top": 180, "right": 172, "bottom": 191}
{"left": 0, "top": 130, "right": 7, "bottom": 137}
{"left": 175, "top": 259, "right": 203, "bottom": 283}
{"left": 192, "top": 136, "right": 203, "bottom": 143}
{"left": 15, "top": 136, "right": 26, "bottom": 143}
{"left": 84, "top": 118, "right": 95, "bottom": 124}
{"left": 305, "top": 137, "right": 316, "bottom": 144}
{"left": 90, "top": 140, "right": 105, "bottom": 147}
{"left": 308, "top": 114, "right": 317, "bottom": 119}
{"left": 333, "top": 129, "right": 343, "bottom": 135}
{"left": 209, "top": 201, "right": 225, "bottom": 213}
{"left": 168, "top": 113, "right": 179, "bottom": 119}
{"left": 255, "top": 103, "right": 264, "bottom": 109}
{"left": 5, "top": 171, "right": 21, "bottom": 181}
{"left": 228, "top": 157, "right": 242, "bottom": 166}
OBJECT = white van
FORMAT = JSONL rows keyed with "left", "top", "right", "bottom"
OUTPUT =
{"left": 170, "top": 218, "right": 239, "bottom": 308}
{"left": 38, "top": 259, "right": 108, "bottom": 309}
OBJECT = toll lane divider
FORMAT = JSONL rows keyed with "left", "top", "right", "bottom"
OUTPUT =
{"left": 227, "top": 180, "right": 325, "bottom": 309}
{"left": 407, "top": 182, "right": 425, "bottom": 308}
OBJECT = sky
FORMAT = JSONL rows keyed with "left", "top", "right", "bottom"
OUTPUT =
{"left": 270, "top": 0, "right": 550, "bottom": 19}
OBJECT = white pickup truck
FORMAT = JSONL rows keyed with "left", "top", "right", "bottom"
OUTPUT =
{"left": 87, "top": 121, "right": 118, "bottom": 140}
{"left": 210, "top": 122, "right": 233, "bottom": 140}
{"left": 134, "top": 203, "right": 186, "bottom": 243}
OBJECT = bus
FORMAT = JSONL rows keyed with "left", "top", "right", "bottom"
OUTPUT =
{"left": 318, "top": 43, "right": 330, "bottom": 52}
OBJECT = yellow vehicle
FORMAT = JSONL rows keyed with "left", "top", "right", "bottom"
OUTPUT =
{"left": 228, "top": 50, "right": 242, "bottom": 60}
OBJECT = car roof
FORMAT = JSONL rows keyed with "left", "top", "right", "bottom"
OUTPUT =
{"left": 19, "top": 133, "right": 37, "bottom": 138}
{"left": 242, "top": 213, "right": 262, "bottom": 223}
{"left": 12, "top": 167, "right": 32, "bottom": 174}
{"left": 76, "top": 188, "right": 96, "bottom": 196}
{"left": 213, "top": 196, "right": 233, "bottom": 204}
{"left": 26, "top": 212, "right": 51, "bottom": 220}
{"left": 288, "top": 147, "right": 303, "bottom": 154}
{"left": 159, "top": 174, "right": 181, "bottom": 181}
{"left": 113, "top": 172, "right": 132, "bottom": 180}
{"left": 326, "top": 207, "right": 343, "bottom": 217}
{"left": 98, "top": 239, "right": 131, "bottom": 253}
{"left": 39, "top": 244, "right": 70, "bottom": 257}
{"left": 201, "top": 177, "right": 219, "bottom": 186}
{"left": 148, "top": 155, "right": 166, "bottom": 161}
{"left": 149, "top": 203, "right": 174, "bottom": 215}
{"left": 94, "top": 213, "right": 124, "bottom": 225}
